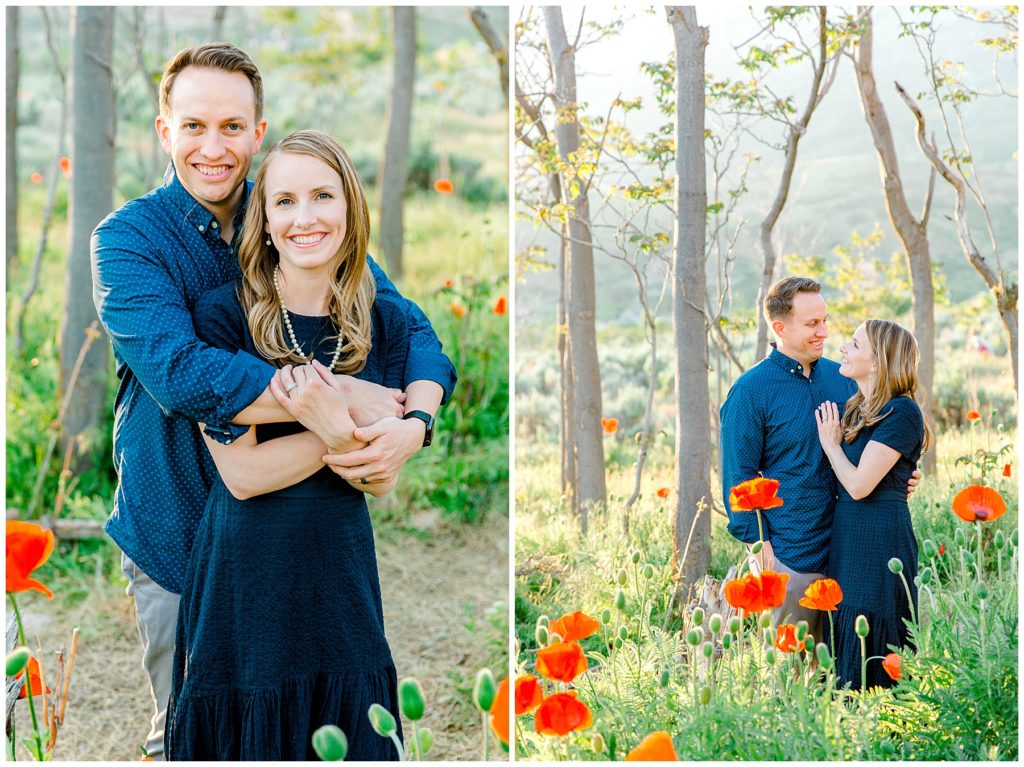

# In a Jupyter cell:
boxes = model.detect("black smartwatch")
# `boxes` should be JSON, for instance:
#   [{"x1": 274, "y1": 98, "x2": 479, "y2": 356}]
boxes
[{"x1": 402, "y1": 410, "x2": 434, "y2": 447}]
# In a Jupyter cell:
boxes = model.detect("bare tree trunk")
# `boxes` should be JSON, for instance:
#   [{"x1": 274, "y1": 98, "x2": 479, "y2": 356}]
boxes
[
  {"x1": 667, "y1": 6, "x2": 712, "y2": 589},
  {"x1": 853, "y1": 7, "x2": 936, "y2": 473},
  {"x1": 211, "y1": 6, "x2": 228, "y2": 40},
  {"x1": 755, "y1": 7, "x2": 833, "y2": 361},
  {"x1": 896, "y1": 83, "x2": 1019, "y2": 398},
  {"x1": 468, "y1": 6, "x2": 508, "y2": 102},
  {"x1": 545, "y1": 7, "x2": 606, "y2": 534},
  {"x1": 60, "y1": 6, "x2": 113, "y2": 472},
  {"x1": 379, "y1": 7, "x2": 416, "y2": 281},
  {"x1": 6, "y1": 6, "x2": 20, "y2": 280},
  {"x1": 558, "y1": 222, "x2": 578, "y2": 517}
]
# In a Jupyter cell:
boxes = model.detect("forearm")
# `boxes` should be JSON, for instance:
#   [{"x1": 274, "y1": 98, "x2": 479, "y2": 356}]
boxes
[
  {"x1": 822, "y1": 443, "x2": 866, "y2": 500},
  {"x1": 403, "y1": 380, "x2": 444, "y2": 417},
  {"x1": 208, "y1": 431, "x2": 330, "y2": 500},
  {"x1": 233, "y1": 386, "x2": 294, "y2": 425}
]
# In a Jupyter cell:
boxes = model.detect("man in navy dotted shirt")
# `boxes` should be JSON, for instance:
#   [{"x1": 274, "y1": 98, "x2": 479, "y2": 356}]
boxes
[
  {"x1": 91, "y1": 43, "x2": 456, "y2": 759},
  {"x1": 720, "y1": 277, "x2": 918, "y2": 641}
]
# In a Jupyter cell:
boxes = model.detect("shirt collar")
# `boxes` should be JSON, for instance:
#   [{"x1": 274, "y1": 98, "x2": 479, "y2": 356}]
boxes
[
  {"x1": 161, "y1": 162, "x2": 252, "y2": 241},
  {"x1": 767, "y1": 343, "x2": 819, "y2": 378}
]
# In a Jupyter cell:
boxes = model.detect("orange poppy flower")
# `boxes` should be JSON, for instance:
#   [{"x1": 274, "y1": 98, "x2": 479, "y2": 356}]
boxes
[
  {"x1": 515, "y1": 675, "x2": 543, "y2": 716},
  {"x1": 1003, "y1": 463, "x2": 1012, "y2": 478},
  {"x1": 533, "y1": 692, "x2": 593, "y2": 736},
  {"x1": 625, "y1": 731, "x2": 679, "y2": 761},
  {"x1": 449, "y1": 301, "x2": 467, "y2": 318},
  {"x1": 728, "y1": 477, "x2": 784, "y2": 511},
  {"x1": 58, "y1": 156, "x2": 72, "y2": 179},
  {"x1": 6, "y1": 520, "x2": 55, "y2": 598},
  {"x1": 30, "y1": 171, "x2": 43, "y2": 184},
  {"x1": 798, "y1": 578, "x2": 843, "y2": 612},
  {"x1": 443, "y1": 278, "x2": 453, "y2": 288},
  {"x1": 601, "y1": 417, "x2": 618, "y2": 434},
  {"x1": 952, "y1": 485, "x2": 1007, "y2": 523},
  {"x1": 548, "y1": 611, "x2": 600, "y2": 644},
  {"x1": 16, "y1": 656, "x2": 52, "y2": 698},
  {"x1": 433, "y1": 178, "x2": 454, "y2": 195},
  {"x1": 492, "y1": 296, "x2": 508, "y2": 315},
  {"x1": 535, "y1": 641, "x2": 588, "y2": 683},
  {"x1": 937, "y1": 544, "x2": 946, "y2": 556},
  {"x1": 966, "y1": 410, "x2": 981, "y2": 421},
  {"x1": 723, "y1": 571, "x2": 789, "y2": 614},
  {"x1": 881, "y1": 652, "x2": 902, "y2": 681},
  {"x1": 656, "y1": 487, "x2": 670, "y2": 498},
  {"x1": 489, "y1": 676, "x2": 510, "y2": 745},
  {"x1": 774, "y1": 623, "x2": 806, "y2": 653}
]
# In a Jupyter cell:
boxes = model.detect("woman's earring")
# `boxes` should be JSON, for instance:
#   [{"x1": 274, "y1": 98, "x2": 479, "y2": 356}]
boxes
[{"x1": 265, "y1": 236, "x2": 272, "y2": 246}]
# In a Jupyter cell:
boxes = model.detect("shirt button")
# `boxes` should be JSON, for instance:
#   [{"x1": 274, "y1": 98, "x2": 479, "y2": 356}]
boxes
[
  {"x1": 198, "y1": 224, "x2": 205, "y2": 232},
  {"x1": 212, "y1": 221, "x2": 219, "y2": 228}
]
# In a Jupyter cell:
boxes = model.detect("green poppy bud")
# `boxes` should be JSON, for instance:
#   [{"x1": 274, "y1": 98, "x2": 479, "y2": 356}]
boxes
[
  {"x1": 880, "y1": 740, "x2": 896, "y2": 756},
  {"x1": 721, "y1": 633, "x2": 732, "y2": 650},
  {"x1": 691, "y1": 607, "x2": 705, "y2": 627},
  {"x1": 751, "y1": 541, "x2": 763, "y2": 556},
  {"x1": 888, "y1": 557, "x2": 903, "y2": 574},
  {"x1": 535, "y1": 625, "x2": 549, "y2": 646},
  {"x1": 994, "y1": 530, "x2": 1006, "y2": 550},
  {"x1": 631, "y1": 550, "x2": 642, "y2": 564},
  {"x1": 728, "y1": 616, "x2": 742, "y2": 635},
  {"x1": 368, "y1": 703, "x2": 398, "y2": 737},
  {"x1": 795, "y1": 621, "x2": 808, "y2": 641},
  {"x1": 855, "y1": 615, "x2": 870, "y2": 638},
  {"x1": 618, "y1": 625, "x2": 629, "y2": 641},
  {"x1": 600, "y1": 608, "x2": 612, "y2": 625},
  {"x1": 642, "y1": 564, "x2": 655, "y2": 580},
  {"x1": 473, "y1": 669, "x2": 496, "y2": 712},
  {"x1": 763, "y1": 628, "x2": 775, "y2": 645},
  {"x1": 6, "y1": 647, "x2": 31, "y2": 677},
  {"x1": 702, "y1": 641, "x2": 714, "y2": 659},
  {"x1": 409, "y1": 727, "x2": 434, "y2": 759},
  {"x1": 549, "y1": 631, "x2": 565, "y2": 644},
  {"x1": 312, "y1": 724, "x2": 349, "y2": 761},
  {"x1": 614, "y1": 637, "x2": 623, "y2": 649},
  {"x1": 804, "y1": 635, "x2": 815, "y2": 653},
  {"x1": 1012, "y1": 529, "x2": 1019, "y2": 547},
  {"x1": 591, "y1": 733, "x2": 606, "y2": 754},
  {"x1": 919, "y1": 567, "x2": 932, "y2": 585},
  {"x1": 815, "y1": 642, "x2": 833, "y2": 670},
  {"x1": 922, "y1": 539, "x2": 937, "y2": 559},
  {"x1": 699, "y1": 685, "x2": 712, "y2": 705},
  {"x1": 615, "y1": 589, "x2": 628, "y2": 611},
  {"x1": 976, "y1": 582, "x2": 989, "y2": 601},
  {"x1": 765, "y1": 647, "x2": 777, "y2": 665},
  {"x1": 954, "y1": 528, "x2": 965, "y2": 546},
  {"x1": 537, "y1": 614, "x2": 550, "y2": 627},
  {"x1": 398, "y1": 678, "x2": 426, "y2": 721},
  {"x1": 659, "y1": 667, "x2": 670, "y2": 687},
  {"x1": 709, "y1": 614, "x2": 722, "y2": 634},
  {"x1": 758, "y1": 612, "x2": 772, "y2": 630},
  {"x1": 617, "y1": 568, "x2": 629, "y2": 587},
  {"x1": 686, "y1": 628, "x2": 701, "y2": 646}
]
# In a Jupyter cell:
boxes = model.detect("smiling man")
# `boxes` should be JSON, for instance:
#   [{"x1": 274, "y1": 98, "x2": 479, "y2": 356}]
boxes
[{"x1": 91, "y1": 43, "x2": 455, "y2": 759}]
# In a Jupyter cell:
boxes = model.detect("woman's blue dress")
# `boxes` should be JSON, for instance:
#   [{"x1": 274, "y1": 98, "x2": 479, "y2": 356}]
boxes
[
  {"x1": 165, "y1": 282, "x2": 407, "y2": 760},
  {"x1": 826, "y1": 396, "x2": 923, "y2": 690}
]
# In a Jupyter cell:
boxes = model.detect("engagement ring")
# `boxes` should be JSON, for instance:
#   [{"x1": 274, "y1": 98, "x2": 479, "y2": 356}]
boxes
[{"x1": 285, "y1": 382, "x2": 298, "y2": 393}]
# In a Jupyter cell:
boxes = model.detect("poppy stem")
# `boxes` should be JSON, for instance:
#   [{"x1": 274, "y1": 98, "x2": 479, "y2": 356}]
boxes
[
  {"x1": 755, "y1": 510, "x2": 765, "y2": 573},
  {"x1": 390, "y1": 731, "x2": 405, "y2": 762},
  {"x1": 827, "y1": 612, "x2": 835, "y2": 661},
  {"x1": 481, "y1": 710, "x2": 489, "y2": 761},
  {"x1": 895, "y1": 571, "x2": 916, "y2": 625},
  {"x1": 976, "y1": 523, "x2": 985, "y2": 582},
  {"x1": 8, "y1": 594, "x2": 44, "y2": 761},
  {"x1": 411, "y1": 721, "x2": 420, "y2": 761},
  {"x1": 859, "y1": 634, "x2": 867, "y2": 694}
]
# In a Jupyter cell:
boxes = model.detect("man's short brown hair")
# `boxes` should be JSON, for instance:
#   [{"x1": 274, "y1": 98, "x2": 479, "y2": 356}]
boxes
[
  {"x1": 763, "y1": 276, "x2": 821, "y2": 323},
  {"x1": 159, "y1": 42, "x2": 264, "y2": 121}
]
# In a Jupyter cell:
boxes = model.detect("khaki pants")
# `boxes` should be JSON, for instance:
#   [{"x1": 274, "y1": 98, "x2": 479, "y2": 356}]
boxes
[
  {"x1": 748, "y1": 546, "x2": 824, "y2": 643},
  {"x1": 121, "y1": 554, "x2": 179, "y2": 761}
]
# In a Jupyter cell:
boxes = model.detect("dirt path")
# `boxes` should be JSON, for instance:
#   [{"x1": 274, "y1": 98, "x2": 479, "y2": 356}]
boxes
[{"x1": 11, "y1": 513, "x2": 508, "y2": 761}]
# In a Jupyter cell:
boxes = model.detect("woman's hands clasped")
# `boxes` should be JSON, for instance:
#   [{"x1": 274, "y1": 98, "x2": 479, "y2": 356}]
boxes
[
  {"x1": 270, "y1": 360, "x2": 361, "y2": 454},
  {"x1": 815, "y1": 400, "x2": 843, "y2": 450}
]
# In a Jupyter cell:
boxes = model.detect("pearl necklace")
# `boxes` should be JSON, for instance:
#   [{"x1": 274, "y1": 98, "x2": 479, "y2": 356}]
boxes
[{"x1": 272, "y1": 266, "x2": 344, "y2": 370}]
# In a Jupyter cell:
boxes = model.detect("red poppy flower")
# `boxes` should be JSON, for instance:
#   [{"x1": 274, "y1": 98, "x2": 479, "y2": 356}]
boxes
[
  {"x1": 548, "y1": 611, "x2": 600, "y2": 644},
  {"x1": 774, "y1": 623, "x2": 806, "y2": 653},
  {"x1": 656, "y1": 487, "x2": 670, "y2": 498},
  {"x1": 728, "y1": 478, "x2": 784, "y2": 511},
  {"x1": 30, "y1": 171, "x2": 43, "y2": 184},
  {"x1": 58, "y1": 156, "x2": 72, "y2": 179},
  {"x1": 601, "y1": 417, "x2": 618, "y2": 434},
  {"x1": 882, "y1": 652, "x2": 902, "y2": 681},
  {"x1": 489, "y1": 676, "x2": 510, "y2": 745},
  {"x1": 966, "y1": 410, "x2": 981, "y2": 421},
  {"x1": 6, "y1": 520, "x2": 55, "y2": 598},
  {"x1": 798, "y1": 578, "x2": 843, "y2": 612},
  {"x1": 723, "y1": 571, "x2": 789, "y2": 614},
  {"x1": 443, "y1": 278, "x2": 453, "y2": 288},
  {"x1": 952, "y1": 485, "x2": 1007, "y2": 523},
  {"x1": 449, "y1": 301, "x2": 467, "y2": 318},
  {"x1": 535, "y1": 641, "x2": 588, "y2": 683},
  {"x1": 533, "y1": 692, "x2": 593, "y2": 736},
  {"x1": 515, "y1": 675, "x2": 543, "y2": 716},
  {"x1": 16, "y1": 656, "x2": 52, "y2": 698},
  {"x1": 433, "y1": 178, "x2": 454, "y2": 195},
  {"x1": 938, "y1": 544, "x2": 946, "y2": 556},
  {"x1": 625, "y1": 731, "x2": 679, "y2": 761},
  {"x1": 1003, "y1": 463, "x2": 1012, "y2": 478},
  {"x1": 493, "y1": 296, "x2": 507, "y2": 315}
]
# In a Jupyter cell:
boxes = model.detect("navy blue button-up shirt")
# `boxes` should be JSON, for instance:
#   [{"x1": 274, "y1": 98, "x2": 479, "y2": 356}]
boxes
[
  {"x1": 92, "y1": 167, "x2": 457, "y2": 593},
  {"x1": 720, "y1": 346, "x2": 856, "y2": 574}
]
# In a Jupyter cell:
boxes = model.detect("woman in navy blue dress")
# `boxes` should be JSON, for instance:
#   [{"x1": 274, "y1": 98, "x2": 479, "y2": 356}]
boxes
[
  {"x1": 165, "y1": 131, "x2": 406, "y2": 760},
  {"x1": 815, "y1": 319, "x2": 932, "y2": 690}
]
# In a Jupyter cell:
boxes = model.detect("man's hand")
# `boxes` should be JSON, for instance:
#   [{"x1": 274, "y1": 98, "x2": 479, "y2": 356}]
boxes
[
  {"x1": 907, "y1": 467, "x2": 923, "y2": 498},
  {"x1": 269, "y1": 363, "x2": 360, "y2": 452},
  {"x1": 322, "y1": 416, "x2": 424, "y2": 485},
  {"x1": 336, "y1": 372, "x2": 405, "y2": 427}
]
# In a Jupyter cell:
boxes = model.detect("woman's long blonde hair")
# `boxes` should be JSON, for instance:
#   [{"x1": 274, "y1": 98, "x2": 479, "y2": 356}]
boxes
[
  {"x1": 236, "y1": 130, "x2": 375, "y2": 373},
  {"x1": 842, "y1": 319, "x2": 933, "y2": 454}
]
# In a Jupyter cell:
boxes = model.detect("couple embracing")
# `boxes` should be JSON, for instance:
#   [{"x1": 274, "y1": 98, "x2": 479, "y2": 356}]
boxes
[
  {"x1": 722, "y1": 276, "x2": 931, "y2": 690},
  {"x1": 92, "y1": 43, "x2": 455, "y2": 760}
]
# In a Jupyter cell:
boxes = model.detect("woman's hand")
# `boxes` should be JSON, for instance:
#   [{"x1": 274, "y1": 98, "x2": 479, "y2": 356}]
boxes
[
  {"x1": 815, "y1": 400, "x2": 843, "y2": 450},
  {"x1": 271, "y1": 363, "x2": 362, "y2": 453}
]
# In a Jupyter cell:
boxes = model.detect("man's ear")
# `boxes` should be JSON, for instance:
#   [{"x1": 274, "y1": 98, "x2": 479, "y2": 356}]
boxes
[
  {"x1": 771, "y1": 318, "x2": 786, "y2": 341},
  {"x1": 155, "y1": 114, "x2": 172, "y2": 155},
  {"x1": 253, "y1": 118, "x2": 268, "y2": 153}
]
